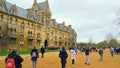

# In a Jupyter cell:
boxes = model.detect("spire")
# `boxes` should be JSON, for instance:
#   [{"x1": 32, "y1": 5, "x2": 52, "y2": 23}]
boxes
[
  {"x1": 34, "y1": 0, "x2": 37, "y2": 3},
  {"x1": 33, "y1": 0, "x2": 37, "y2": 6},
  {"x1": 44, "y1": 0, "x2": 50, "y2": 12}
]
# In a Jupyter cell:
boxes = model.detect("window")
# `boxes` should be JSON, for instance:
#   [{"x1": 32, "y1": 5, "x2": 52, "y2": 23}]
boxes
[
  {"x1": 20, "y1": 25, "x2": 24, "y2": 32},
  {"x1": 20, "y1": 35, "x2": 24, "y2": 41},
  {"x1": 13, "y1": 29, "x2": 16, "y2": 34},
  {"x1": 28, "y1": 22, "x2": 29, "y2": 27},
  {"x1": 8, "y1": 38, "x2": 16, "y2": 45},
  {"x1": 41, "y1": 13, "x2": 44, "y2": 23},
  {"x1": 0, "y1": 15, "x2": 3, "y2": 22},
  {"x1": 28, "y1": 31, "x2": 32, "y2": 36},
  {"x1": 28, "y1": 39, "x2": 32, "y2": 45},
  {"x1": 37, "y1": 33, "x2": 40, "y2": 38},
  {"x1": 10, "y1": 28, "x2": 13, "y2": 34},
  {"x1": 20, "y1": 44, "x2": 24, "y2": 48},
  {"x1": 10, "y1": 17, "x2": 12, "y2": 23},
  {"x1": 37, "y1": 40, "x2": 40, "y2": 45},
  {"x1": 15, "y1": 19, "x2": 18, "y2": 25}
]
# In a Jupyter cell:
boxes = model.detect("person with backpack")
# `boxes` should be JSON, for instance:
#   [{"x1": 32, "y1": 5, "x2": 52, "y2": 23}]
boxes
[
  {"x1": 59, "y1": 46, "x2": 68, "y2": 68},
  {"x1": 5, "y1": 48, "x2": 23, "y2": 68},
  {"x1": 40, "y1": 46, "x2": 45, "y2": 58},
  {"x1": 31, "y1": 46, "x2": 39, "y2": 68}
]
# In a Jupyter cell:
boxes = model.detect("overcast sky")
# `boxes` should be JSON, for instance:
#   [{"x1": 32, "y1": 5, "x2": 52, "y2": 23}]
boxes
[{"x1": 6, "y1": 0, "x2": 120, "y2": 43}]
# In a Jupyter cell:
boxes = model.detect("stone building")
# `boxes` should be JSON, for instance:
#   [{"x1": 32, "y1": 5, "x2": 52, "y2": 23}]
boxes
[{"x1": 0, "y1": 0, "x2": 77, "y2": 51}]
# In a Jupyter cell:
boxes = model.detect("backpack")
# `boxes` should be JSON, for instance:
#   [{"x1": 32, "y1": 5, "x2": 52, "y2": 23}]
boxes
[
  {"x1": 32, "y1": 52, "x2": 37, "y2": 57},
  {"x1": 6, "y1": 58, "x2": 15, "y2": 68}
]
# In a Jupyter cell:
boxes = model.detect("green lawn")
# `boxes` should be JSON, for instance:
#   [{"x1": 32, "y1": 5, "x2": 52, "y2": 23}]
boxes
[{"x1": 0, "y1": 50, "x2": 59, "y2": 56}]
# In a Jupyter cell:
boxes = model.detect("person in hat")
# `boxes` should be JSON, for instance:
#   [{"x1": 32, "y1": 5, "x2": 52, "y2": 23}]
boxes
[{"x1": 5, "y1": 48, "x2": 23, "y2": 68}]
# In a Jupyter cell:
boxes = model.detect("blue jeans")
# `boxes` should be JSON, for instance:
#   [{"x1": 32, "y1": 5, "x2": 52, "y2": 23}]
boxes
[
  {"x1": 85, "y1": 55, "x2": 90, "y2": 64},
  {"x1": 32, "y1": 60, "x2": 37, "y2": 68},
  {"x1": 99, "y1": 55, "x2": 103, "y2": 61}
]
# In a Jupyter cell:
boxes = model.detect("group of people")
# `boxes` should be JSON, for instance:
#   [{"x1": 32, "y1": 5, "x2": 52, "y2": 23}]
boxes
[
  {"x1": 5, "y1": 46, "x2": 45, "y2": 68},
  {"x1": 59, "y1": 46, "x2": 117, "y2": 68},
  {"x1": 5, "y1": 46, "x2": 118, "y2": 68}
]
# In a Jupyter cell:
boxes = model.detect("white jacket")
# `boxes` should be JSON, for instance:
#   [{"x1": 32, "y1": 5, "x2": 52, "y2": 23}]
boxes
[{"x1": 70, "y1": 49, "x2": 76, "y2": 60}]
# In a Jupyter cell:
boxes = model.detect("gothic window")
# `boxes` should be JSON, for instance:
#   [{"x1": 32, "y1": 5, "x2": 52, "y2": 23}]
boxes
[
  {"x1": 10, "y1": 28, "x2": 13, "y2": 34},
  {"x1": 20, "y1": 35, "x2": 24, "y2": 41},
  {"x1": 28, "y1": 31, "x2": 32, "y2": 36},
  {"x1": 37, "y1": 33, "x2": 40, "y2": 38},
  {"x1": 10, "y1": 4, "x2": 18, "y2": 15},
  {"x1": 20, "y1": 25, "x2": 24, "y2": 32},
  {"x1": 41, "y1": 13, "x2": 44, "y2": 23},
  {"x1": 0, "y1": 15, "x2": 3, "y2": 22},
  {"x1": 10, "y1": 17, "x2": 12, "y2": 23},
  {"x1": 28, "y1": 31, "x2": 30, "y2": 36},
  {"x1": 13, "y1": 29, "x2": 16, "y2": 34},
  {"x1": 37, "y1": 40, "x2": 40, "y2": 45},
  {"x1": 27, "y1": 9, "x2": 33, "y2": 20},
  {"x1": 28, "y1": 39, "x2": 32, "y2": 45}
]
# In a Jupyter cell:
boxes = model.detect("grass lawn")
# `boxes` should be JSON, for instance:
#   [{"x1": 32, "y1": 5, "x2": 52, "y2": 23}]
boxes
[{"x1": 0, "y1": 50, "x2": 59, "y2": 56}]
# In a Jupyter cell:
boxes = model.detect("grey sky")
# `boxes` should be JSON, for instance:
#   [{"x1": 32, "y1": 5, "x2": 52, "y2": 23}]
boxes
[{"x1": 6, "y1": 0, "x2": 120, "y2": 43}]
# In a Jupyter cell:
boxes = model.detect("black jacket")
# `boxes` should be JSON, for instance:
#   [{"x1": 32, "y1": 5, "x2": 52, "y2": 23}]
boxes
[
  {"x1": 5, "y1": 52, "x2": 23, "y2": 68},
  {"x1": 85, "y1": 48, "x2": 89, "y2": 55}
]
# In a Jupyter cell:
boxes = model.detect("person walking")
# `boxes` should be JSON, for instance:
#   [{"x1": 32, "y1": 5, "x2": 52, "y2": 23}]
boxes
[
  {"x1": 110, "y1": 47, "x2": 115, "y2": 57},
  {"x1": 31, "y1": 46, "x2": 39, "y2": 68},
  {"x1": 70, "y1": 48, "x2": 76, "y2": 66},
  {"x1": 59, "y1": 46, "x2": 68, "y2": 68},
  {"x1": 99, "y1": 48, "x2": 104, "y2": 61},
  {"x1": 5, "y1": 48, "x2": 23, "y2": 68},
  {"x1": 85, "y1": 47, "x2": 90, "y2": 65},
  {"x1": 40, "y1": 46, "x2": 45, "y2": 58}
]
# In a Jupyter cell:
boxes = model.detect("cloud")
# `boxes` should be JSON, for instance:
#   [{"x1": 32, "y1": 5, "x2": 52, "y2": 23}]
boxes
[{"x1": 6, "y1": 0, "x2": 120, "y2": 43}]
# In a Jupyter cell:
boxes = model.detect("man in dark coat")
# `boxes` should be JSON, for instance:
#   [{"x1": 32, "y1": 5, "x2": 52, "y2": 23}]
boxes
[
  {"x1": 85, "y1": 47, "x2": 90, "y2": 65},
  {"x1": 40, "y1": 46, "x2": 45, "y2": 58},
  {"x1": 59, "y1": 46, "x2": 68, "y2": 68},
  {"x1": 31, "y1": 46, "x2": 39, "y2": 68},
  {"x1": 5, "y1": 48, "x2": 23, "y2": 68}
]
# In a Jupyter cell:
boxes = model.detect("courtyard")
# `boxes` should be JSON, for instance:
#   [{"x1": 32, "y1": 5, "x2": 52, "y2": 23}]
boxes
[{"x1": 0, "y1": 49, "x2": 120, "y2": 68}]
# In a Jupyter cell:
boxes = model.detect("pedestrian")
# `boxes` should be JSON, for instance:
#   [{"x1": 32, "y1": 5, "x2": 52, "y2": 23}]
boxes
[
  {"x1": 40, "y1": 46, "x2": 45, "y2": 58},
  {"x1": 85, "y1": 47, "x2": 90, "y2": 65},
  {"x1": 59, "y1": 46, "x2": 68, "y2": 68},
  {"x1": 99, "y1": 48, "x2": 103, "y2": 61},
  {"x1": 70, "y1": 48, "x2": 76, "y2": 66},
  {"x1": 5, "y1": 48, "x2": 23, "y2": 68},
  {"x1": 110, "y1": 47, "x2": 115, "y2": 57},
  {"x1": 31, "y1": 46, "x2": 39, "y2": 68}
]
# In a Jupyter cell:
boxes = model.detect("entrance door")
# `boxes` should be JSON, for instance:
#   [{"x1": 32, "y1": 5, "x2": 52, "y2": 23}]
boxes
[{"x1": 44, "y1": 40, "x2": 48, "y2": 48}]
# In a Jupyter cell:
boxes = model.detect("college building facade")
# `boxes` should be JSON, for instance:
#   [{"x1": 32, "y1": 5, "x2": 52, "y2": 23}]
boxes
[{"x1": 0, "y1": 0, "x2": 77, "y2": 51}]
